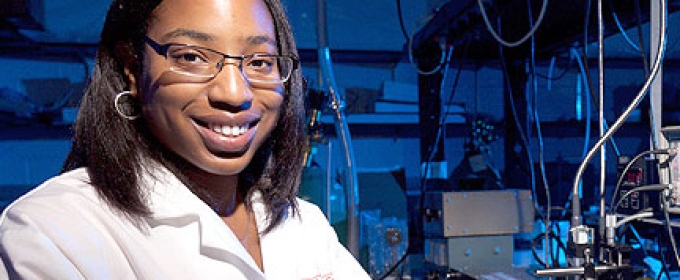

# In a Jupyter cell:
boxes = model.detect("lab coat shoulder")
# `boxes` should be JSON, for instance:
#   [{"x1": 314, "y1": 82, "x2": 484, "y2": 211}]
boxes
[
  {"x1": 0, "y1": 168, "x2": 142, "y2": 279},
  {"x1": 260, "y1": 198, "x2": 370, "y2": 280}
]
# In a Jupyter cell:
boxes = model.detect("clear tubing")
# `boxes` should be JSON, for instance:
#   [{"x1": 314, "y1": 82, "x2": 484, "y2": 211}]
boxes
[{"x1": 316, "y1": 0, "x2": 360, "y2": 257}]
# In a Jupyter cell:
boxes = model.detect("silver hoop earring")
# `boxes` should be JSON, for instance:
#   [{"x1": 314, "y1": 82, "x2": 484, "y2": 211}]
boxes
[{"x1": 114, "y1": 91, "x2": 141, "y2": 120}]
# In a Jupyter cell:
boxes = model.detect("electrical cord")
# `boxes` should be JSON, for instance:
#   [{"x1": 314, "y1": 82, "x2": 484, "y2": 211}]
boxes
[
  {"x1": 396, "y1": 0, "x2": 446, "y2": 76},
  {"x1": 476, "y1": 0, "x2": 549, "y2": 48},
  {"x1": 611, "y1": 184, "x2": 669, "y2": 216},
  {"x1": 555, "y1": 48, "x2": 594, "y2": 223},
  {"x1": 571, "y1": 47, "x2": 622, "y2": 157},
  {"x1": 396, "y1": 0, "x2": 448, "y2": 75},
  {"x1": 395, "y1": 0, "x2": 410, "y2": 42},
  {"x1": 525, "y1": 0, "x2": 554, "y2": 266},
  {"x1": 658, "y1": 234, "x2": 673, "y2": 280},
  {"x1": 499, "y1": 30, "x2": 543, "y2": 223},
  {"x1": 535, "y1": 55, "x2": 572, "y2": 81},
  {"x1": 531, "y1": 231, "x2": 569, "y2": 268},
  {"x1": 609, "y1": 149, "x2": 674, "y2": 214},
  {"x1": 661, "y1": 191, "x2": 680, "y2": 268},
  {"x1": 407, "y1": 36, "x2": 447, "y2": 75},
  {"x1": 614, "y1": 211, "x2": 655, "y2": 228},
  {"x1": 634, "y1": 0, "x2": 650, "y2": 76},
  {"x1": 570, "y1": 0, "x2": 667, "y2": 226},
  {"x1": 582, "y1": 0, "x2": 626, "y2": 158},
  {"x1": 608, "y1": 0, "x2": 642, "y2": 52},
  {"x1": 375, "y1": 43, "x2": 458, "y2": 280}
]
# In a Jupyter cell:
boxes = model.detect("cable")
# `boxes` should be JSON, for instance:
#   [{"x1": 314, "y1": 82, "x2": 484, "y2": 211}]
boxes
[
  {"x1": 442, "y1": 41, "x2": 470, "y2": 120},
  {"x1": 570, "y1": 0, "x2": 667, "y2": 227},
  {"x1": 398, "y1": 0, "x2": 449, "y2": 75},
  {"x1": 476, "y1": 0, "x2": 549, "y2": 48},
  {"x1": 525, "y1": 0, "x2": 553, "y2": 266},
  {"x1": 634, "y1": 0, "x2": 650, "y2": 76},
  {"x1": 376, "y1": 43, "x2": 458, "y2": 280},
  {"x1": 531, "y1": 231, "x2": 569, "y2": 268},
  {"x1": 535, "y1": 55, "x2": 572, "y2": 81},
  {"x1": 395, "y1": 0, "x2": 410, "y2": 41},
  {"x1": 614, "y1": 211, "x2": 654, "y2": 228},
  {"x1": 608, "y1": 0, "x2": 642, "y2": 52},
  {"x1": 611, "y1": 184, "x2": 669, "y2": 215},
  {"x1": 662, "y1": 193, "x2": 680, "y2": 268},
  {"x1": 556, "y1": 49, "x2": 594, "y2": 223},
  {"x1": 609, "y1": 149, "x2": 673, "y2": 214},
  {"x1": 571, "y1": 48, "x2": 622, "y2": 157},
  {"x1": 659, "y1": 243, "x2": 673, "y2": 280},
  {"x1": 597, "y1": 0, "x2": 608, "y2": 242},
  {"x1": 666, "y1": 207, "x2": 680, "y2": 215},
  {"x1": 407, "y1": 37, "x2": 447, "y2": 75},
  {"x1": 499, "y1": 27, "x2": 542, "y2": 223},
  {"x1": 584, "y1": 0, "x2": 592, "y2": 54}
]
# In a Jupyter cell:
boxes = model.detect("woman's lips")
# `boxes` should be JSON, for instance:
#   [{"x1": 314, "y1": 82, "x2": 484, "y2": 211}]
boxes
[{"x1": 194, "y1": 120, "x2": 258, "y2": 154}]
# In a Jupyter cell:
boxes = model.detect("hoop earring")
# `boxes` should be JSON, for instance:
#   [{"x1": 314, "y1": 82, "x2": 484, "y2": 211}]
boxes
[{"x1": 114, "y1": 91, "x2": 141, "y2": 120}]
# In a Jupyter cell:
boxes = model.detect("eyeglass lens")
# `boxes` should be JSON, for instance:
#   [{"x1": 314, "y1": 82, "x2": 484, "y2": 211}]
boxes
[{"x1": 165, "y1": 45, "x2": 292, "y2": 83}]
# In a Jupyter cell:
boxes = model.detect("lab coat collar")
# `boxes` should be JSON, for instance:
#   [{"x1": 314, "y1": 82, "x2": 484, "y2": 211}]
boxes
[{"x1": 139, "y1": 162, "x2": 266, "y2": 278}]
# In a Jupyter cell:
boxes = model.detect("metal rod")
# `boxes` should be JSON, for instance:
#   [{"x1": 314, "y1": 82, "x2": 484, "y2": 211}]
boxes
[
  {"x1": 598, "y1": 0, "x2": 607, "y2": 242},
  {"x1": 535, "y1": 265, "x2": 631, "y2": 278},
  {"x1": 316, "y1": 0, "x2": 360, "y2": 257}
]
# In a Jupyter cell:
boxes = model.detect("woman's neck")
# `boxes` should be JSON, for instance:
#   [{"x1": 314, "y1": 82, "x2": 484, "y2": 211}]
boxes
[{"x1": 181, "y1": 168, "x2": 243, "y2": 217}]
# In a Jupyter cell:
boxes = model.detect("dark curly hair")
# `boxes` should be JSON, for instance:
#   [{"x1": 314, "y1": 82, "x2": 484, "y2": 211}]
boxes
[{"x1": 62, "y1": 0, "x2": 305, "y2": 233}]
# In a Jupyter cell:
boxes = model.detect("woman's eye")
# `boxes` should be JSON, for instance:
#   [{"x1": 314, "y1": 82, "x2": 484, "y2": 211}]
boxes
[
  {"x1": 180, "y1": 53, "x2": 204, "y2": 63},
  {"x1": 247, "y1": 58, "x2": 274, "y2": 70},
  {"x1": 170, "y1": 48, "x2": 210, "y2": 65}
]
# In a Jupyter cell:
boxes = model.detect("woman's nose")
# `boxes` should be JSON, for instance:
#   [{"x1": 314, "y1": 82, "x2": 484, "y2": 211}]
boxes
[{"x1": 207, "y1": 64, "x2": 253, "y2": 110}]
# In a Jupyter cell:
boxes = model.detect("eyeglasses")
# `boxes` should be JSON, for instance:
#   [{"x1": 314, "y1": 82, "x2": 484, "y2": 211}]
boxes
[{"x1": 144, "y1": 36, "x2": 298, "y2": 85}]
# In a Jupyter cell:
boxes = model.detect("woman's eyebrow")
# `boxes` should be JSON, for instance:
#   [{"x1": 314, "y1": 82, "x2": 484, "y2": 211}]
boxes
[
  {"x1": 247, "y1": 35, "x2": 277, "y2": 48},
  {"x1": 160, "y1": 28, "x2": 214, "y2": 42},
  {"x1": 160, "y1": 29, "x2": 276, "y2": 49}
]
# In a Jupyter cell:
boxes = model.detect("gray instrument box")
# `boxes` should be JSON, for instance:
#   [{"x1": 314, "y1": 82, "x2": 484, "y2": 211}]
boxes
[{"x1": 423, "y1": 189, "x2": 534, "y2": 237}]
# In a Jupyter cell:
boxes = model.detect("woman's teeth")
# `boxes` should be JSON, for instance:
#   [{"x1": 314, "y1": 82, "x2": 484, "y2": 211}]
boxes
[{"x1": 210, "y1": 124, "x2": 249, "y2": 137}]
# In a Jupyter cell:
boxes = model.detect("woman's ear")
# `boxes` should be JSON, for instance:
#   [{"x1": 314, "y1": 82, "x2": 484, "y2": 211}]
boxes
[{"x1": 124, "y1": 67, "x2": 139, "y2": 97}]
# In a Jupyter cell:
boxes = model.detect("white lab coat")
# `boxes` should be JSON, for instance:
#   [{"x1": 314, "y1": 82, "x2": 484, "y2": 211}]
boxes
[{"x1": 0, "y1": 166, "x2": 370, "y2": 280}]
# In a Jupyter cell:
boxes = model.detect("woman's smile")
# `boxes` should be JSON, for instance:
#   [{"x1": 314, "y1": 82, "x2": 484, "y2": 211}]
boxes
[{"x1": 193, "y1": 116, "x2": 259, "y2": 154}]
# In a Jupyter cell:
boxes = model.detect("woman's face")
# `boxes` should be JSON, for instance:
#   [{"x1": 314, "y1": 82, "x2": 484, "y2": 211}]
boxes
[{"x1": 129, "y1": 0, "x2": 283, "y2": 177}]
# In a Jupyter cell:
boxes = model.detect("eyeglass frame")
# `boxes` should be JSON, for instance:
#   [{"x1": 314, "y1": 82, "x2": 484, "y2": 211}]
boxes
[{"x1": 143, "y1": 36, "x2": 299, "y2": 85}]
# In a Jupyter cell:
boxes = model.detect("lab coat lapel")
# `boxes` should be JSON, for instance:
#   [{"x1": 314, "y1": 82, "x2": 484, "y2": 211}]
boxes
[{"x1": 142, "y1": 164, "x2": 265, "y2": 279}]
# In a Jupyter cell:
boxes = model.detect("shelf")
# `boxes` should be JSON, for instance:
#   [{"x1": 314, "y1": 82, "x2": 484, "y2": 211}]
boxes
[{"x1": 320, "y1": 113, "x2": 465, "y2": 125}]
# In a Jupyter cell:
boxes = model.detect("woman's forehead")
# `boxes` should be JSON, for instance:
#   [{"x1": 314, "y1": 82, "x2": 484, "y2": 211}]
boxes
[{"x1": 148, "y1": 0, "x2": 276, "y2": 45}]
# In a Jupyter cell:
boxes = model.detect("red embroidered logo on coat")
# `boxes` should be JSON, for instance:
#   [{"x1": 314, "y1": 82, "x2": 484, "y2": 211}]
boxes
[{"x1": 303, "y1": 273, "x2": 334, "y2": 280}]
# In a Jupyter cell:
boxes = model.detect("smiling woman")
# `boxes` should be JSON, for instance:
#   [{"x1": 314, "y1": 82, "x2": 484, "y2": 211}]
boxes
[{"x1": 0, "y1": 0, "x2": 369, "y2": 279}]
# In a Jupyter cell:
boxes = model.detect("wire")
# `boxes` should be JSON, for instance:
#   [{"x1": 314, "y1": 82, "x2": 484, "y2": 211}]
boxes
[
  {"x1": 571, "y1": 48, "x2": 622, "y2": 157},
  {"x1": 477, "y1": 0, "x2": 549, "y2": 48},
  {"x1": 548, "y1": 56, "x2": 556, "y2": 91},
  {"x1": 609, "y1": 149, "x2": 673, "y2": 213},
  {"x1": 499, "y1": 25, "x2": 542, "y2": 223},
  {"x1": 395, "y1": 0, "x2": 410, "y2": 41},
  {"x1": 659, "y1": 244, "x2": 673, "y2": 280},
  {"x1": 662, "y1": 193, "x2": 680, "y2": 268},
  {"x1": 376, "y1": 43, "x2": 458, "y2": 280},
  {"x1": 611, "y1": 184, "x2": 669, "y2": 215},
  {"x1": 666, "y1": 207, "x2": 680, "y2": 215},
  {"x1": 535, "y1": 55, "x2": 572, "y2": 81},
  {"x1": 556, "y1": 49, "x2": 594, "y2": 223},
  {"x1": 584, "y1": 0, "x2": 592, "y2": 54},
  {"x1": 442, "y1": 41, "x2": 470, "y2": 120},
  {"x1": 407, "y1": 37, "x2": 447, "y2": 75},
  {"x1": 614, "y1": 211, "x2": 655, "y2": 228},
  {"x1": 531, "y1": 231, "x2": 569, "y2": 268},
  {"x1": 401, "y1": 5, "x2": 449, "y2": 76},
  {"x1": 570, "y1": 0, "x2": 667, "y2": 227},
  {"x1": 608, "y1": 0, "x2": 642, "y2": 52},
  {"x1": 525, "y1": 0, "x2": 554, "y2": 266}
]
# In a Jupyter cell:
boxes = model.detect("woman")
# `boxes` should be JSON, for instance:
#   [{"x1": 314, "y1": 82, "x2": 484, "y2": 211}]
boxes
[{"x1": 0, "y1": 0, "x2": 369, "y2": 279}]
